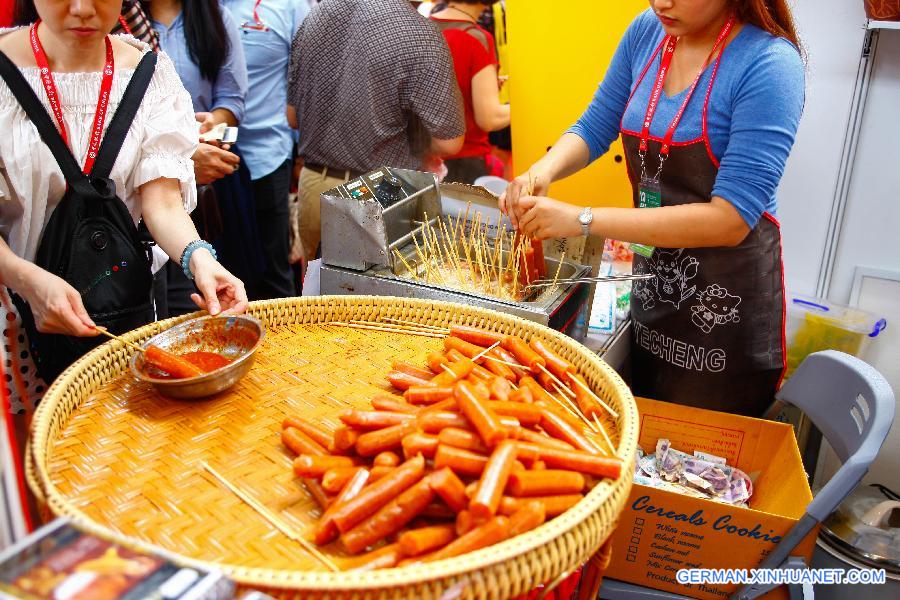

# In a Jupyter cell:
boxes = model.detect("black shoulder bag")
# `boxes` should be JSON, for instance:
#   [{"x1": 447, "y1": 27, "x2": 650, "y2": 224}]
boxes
[{"x1": 0, "y1": 51, "x2": 158, "y2": 383}]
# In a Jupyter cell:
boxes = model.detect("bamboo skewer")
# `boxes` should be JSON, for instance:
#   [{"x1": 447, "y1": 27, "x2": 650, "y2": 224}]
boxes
[
  {"x1": 382, "y1": 318, "x2": 449, "y2": 333},
  {"x1": 471, "y1": 341, "x2": 501, "y2": 362},
  {"x1": 567, "y1": 373, "x2": 619, "y2": 419},
  {"x1": 537, "y1": 364, "x2": 576, "y2": 398},
  {"x1": 551, "y1": 382, "x2": 599, "y2": 433},
  {"x1": 592, "y1": 414, "x2": 617, "y2": 457},
  {"x1": 201, "y1": 461, "x2": 339, "y2": 572},
  {"x1": 93, "y1": 326, "x2": 145, "y2": 353},
  {"x1": 392, "y1": 249, "x2": 418, "y2": 281},
  {"x1": 483, "y1": 355, "x2": 532, "y2": 370},
  {"x1": 551, "y1": 251, "x2": 566, "y2": 289},
  {"x1": 331, "y1": 322, "x2": 444, "y2": 338}
]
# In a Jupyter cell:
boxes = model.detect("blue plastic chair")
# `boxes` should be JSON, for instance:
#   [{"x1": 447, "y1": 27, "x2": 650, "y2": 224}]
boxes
[{"x1": 599, "y1": 350, "x2": 895, "y2": 600}]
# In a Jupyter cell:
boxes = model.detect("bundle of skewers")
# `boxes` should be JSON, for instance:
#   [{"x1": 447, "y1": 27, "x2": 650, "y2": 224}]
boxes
[
  {"x1": 279, "y1": 322, "x2": 623, "y2": 570},
  {"x1": 392, "y1": 202, "x2": 553, "y2": 303}
]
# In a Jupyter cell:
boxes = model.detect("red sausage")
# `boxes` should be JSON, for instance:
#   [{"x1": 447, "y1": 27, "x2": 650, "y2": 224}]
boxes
[
  {"x1": 507, "y1": 470, "x2": 585, "y2": 497},
  {"x1": 507, "y1": 500, "x2": 547, "y2": 537},
  {"x1": 455, "y1": 380, "x2": 507, "y2": 447},
  {"x1": 314, "y1": 468, "x2": 370, "y2": 545},
  {"x1": 387, "y1": 370, "x2": 432, "y2": 391},
  {"x1": 501, "y1": 336, "x2": 545, "y2": 371},
  {"x1": 340, "y1": 409, "x2": 414, "y2": 430},
  {"x1": 330, "y1": 455, "x2": 426, "y2": 533},
  {"x1": 417, "y1": 411, "x2": 471, "y2": 434},
  {"x1": 341, "y1": 478, "x2": 435, "y2": 554},
  {"x1": 281, "y1": 416, "x2": 334, "y2": 449},
  {"x1": 434, "y1": 444, "x2": 489, "y2": 478},
  {"x1": 516, "y1": 443, "x2": 622, "y2": 479},
  {"x1": 373, "y1": 451, "x2": 401, "y2": 467},
  {"x1": 438, "y1": 427, "x2": 489, "y2": 454},
  {"x1": 449, "y1": 324, "x2": 505, "y2": 347},
  {"x1": 470, "y1": 440, "x2": 518, "y2": 519},
  {"x1": 292, "y1": 454, "x2": 356, "y2": 478},
  {"x1": 330, "y1": 426, "x2": 360, "y2": 454},
  {"x1": 398, "y1": 523, "x2": 456, "y2": 556},
  {"x1": 499, "y1": 494, "x2": 583, "y2": 517},
  {"x1": 370, "y1": 396, "x2": 418, "y2": 414},
  {"x1": 428, "y1": 467, "x2": 469, "y2": 513},
  {"x1": 424, "y1": 516, "x2": 509, "y2": 562},
  {"x1": 516, "y1": 427, "x2": 575, "y2": 451},
  {"x1": 539, "y1": 407, "x2": 600, "y2": 454},
  {"x1": 404, "y1": 386, "x2": 455, "y2": 405},
  {"x1": 282, "y1": 427, "x2": 327, "y2": 456},
  {"x1": 322, "y1": 466, "x2": 362, "y2": 494},
  {"x1": 349, "y1": 542, "x2": 402, "y2": 571},
  {"x1": 392, "y1": 360, "x2": 435, "y2": 381},
  {"x1": 401, "y1": 432, "x2": 440, "y2": 459},
  {"x1": 355, "y1": 420, "x2": 417, "y2": 457},
  {"x1": 528, "y1": 338, "x2": 575, "y2": 381},
  {"x1": 487, "y1": 401, "x2": 542, "y2": 426}
]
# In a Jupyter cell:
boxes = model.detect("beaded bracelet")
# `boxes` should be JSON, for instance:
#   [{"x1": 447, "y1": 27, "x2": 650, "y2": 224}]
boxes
[{"x1": 180, "y1": 240, "x2": 217, "y2": 281}]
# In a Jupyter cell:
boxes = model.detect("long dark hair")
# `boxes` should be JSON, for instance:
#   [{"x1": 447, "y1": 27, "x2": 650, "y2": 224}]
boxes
[
  {"x1": 141, "y1": 0, "x2": 231, "y2": 81},
  {"x1": 734, "y1": 0, "x2": 801, "y2": 51},
  {"x1": 12, "y1": 0, "x2": 37, "y2": 26}
]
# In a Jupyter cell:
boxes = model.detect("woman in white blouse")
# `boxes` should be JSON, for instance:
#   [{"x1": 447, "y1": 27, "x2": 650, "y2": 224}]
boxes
[{"x1": 0, "y1": 0, "x2": 248, "y2": 412}]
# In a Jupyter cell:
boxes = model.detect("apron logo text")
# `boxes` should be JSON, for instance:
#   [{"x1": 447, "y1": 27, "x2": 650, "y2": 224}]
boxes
[{"x1": 633, "y1": 321, "x2": 727, "y2": 373}]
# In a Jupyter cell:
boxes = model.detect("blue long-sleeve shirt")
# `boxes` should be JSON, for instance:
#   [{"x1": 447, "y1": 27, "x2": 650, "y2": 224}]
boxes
[
  {"x1": 223, "y1": 0, "x2": 308, "y2": 180},
  {"x1": 153, "y1": 7, "x2": 248, "y2": 123},
  {"x1": 568, "y1": 9, "x2": 805, "y2": 228}
]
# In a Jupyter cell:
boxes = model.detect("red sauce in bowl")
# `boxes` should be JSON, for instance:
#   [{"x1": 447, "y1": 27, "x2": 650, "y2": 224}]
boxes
[{"x1": 152, "y1": 351, "x2": 232, "y2": 379}]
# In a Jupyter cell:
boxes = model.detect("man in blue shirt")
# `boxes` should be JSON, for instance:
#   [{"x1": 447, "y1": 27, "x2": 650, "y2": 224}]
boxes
[{"x1": 224, "y1": 0, "x2": 309, "y2": 299}]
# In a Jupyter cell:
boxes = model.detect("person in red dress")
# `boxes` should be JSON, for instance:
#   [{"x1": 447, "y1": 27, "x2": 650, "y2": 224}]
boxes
[{"x1": 431, "y1": 1, "x2": 509, "y2": 184}]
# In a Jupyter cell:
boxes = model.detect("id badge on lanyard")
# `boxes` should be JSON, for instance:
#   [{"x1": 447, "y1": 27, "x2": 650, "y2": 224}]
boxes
[
  {"x1": 632, "y1": 158, "x2": 663, "y2": 258},
  {"x1": 631, "y1": 17, "x2": 734, "y2": 259}
]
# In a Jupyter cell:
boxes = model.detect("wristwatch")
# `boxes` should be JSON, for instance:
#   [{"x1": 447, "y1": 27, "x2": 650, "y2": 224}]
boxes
[{"x1": 578, "y1": 207, "x2": 594, "y2": 236}]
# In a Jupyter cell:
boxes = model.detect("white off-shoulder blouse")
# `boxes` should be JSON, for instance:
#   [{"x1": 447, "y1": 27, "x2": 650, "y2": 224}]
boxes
[
  {"x1": 0, "y1": 31, "x2": 199, "y2": 413},
  {"x1": 0, "y1": 31, "x2": 198, "y2": 270}
]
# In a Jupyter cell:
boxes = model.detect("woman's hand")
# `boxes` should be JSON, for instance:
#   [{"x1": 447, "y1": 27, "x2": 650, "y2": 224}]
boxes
[
  {"x1": 499, "y1": 170, "x2": 551, "y2": 229},
  {"x1": 516, "y1": 195, "x2": 584, "y2": 240},
  {"x1": 188, "y1": 249, "x2": 248, "y2": 316},
  {"x1": 20, "y1": 266, "x2": 99, "y2": 337}
]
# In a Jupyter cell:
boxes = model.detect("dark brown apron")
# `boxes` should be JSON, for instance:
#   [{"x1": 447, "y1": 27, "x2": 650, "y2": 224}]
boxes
[{"x1": 621, "y1": 33, "x2": 786, "y2": 417}]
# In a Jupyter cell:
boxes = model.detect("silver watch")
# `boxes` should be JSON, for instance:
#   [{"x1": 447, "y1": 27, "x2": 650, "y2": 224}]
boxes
[{"x1": 578, "y1": 207, "x2": 594, "y2": 236}]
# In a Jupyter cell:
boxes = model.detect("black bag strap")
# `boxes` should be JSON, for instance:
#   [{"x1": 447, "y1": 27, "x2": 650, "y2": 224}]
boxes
[
  {"x1": 91, "y1": 51, "x2": 157, "y2": 179},
  {"x1": 0, "y1": 49, "x2": 84, "y2": 185}
]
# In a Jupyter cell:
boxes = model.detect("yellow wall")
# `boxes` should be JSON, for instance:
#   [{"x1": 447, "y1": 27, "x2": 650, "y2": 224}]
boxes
[{"x1": 507, "y1": 0, "x2": 646, "y2": 208}]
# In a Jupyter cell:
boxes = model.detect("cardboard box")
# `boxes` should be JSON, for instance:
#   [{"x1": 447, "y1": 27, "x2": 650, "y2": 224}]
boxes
[{"x1": 606, "y1": 397, "x2": 817, "y2": 599}]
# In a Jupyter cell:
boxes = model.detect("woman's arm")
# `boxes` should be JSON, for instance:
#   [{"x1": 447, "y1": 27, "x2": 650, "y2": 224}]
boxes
[
  {"x1": 140, "y1": 178, "x2": 248, "y2": 315},
  {"x1": 0, "y1": 239, "x2": 97, "y2": 336},
  {"x1": 515, "y1": 195, "x2": 750, "y2": 248},
  {"x1": 471, "y1": 64, "x2": 510, "y2": 132}
]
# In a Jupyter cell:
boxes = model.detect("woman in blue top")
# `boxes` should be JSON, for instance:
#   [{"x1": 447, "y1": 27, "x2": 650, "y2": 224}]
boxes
[
  {"x1": 501, "y1": 0, "x2": 805, "y2": 417},
  {"x1": 143, "y1": 0, "x2": 263, "y2": 314}
]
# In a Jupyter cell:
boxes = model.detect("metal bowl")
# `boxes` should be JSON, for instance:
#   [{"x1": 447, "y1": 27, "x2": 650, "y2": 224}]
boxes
[{"x1": 130, "y1": 315, "x2": 265, "y2": 399}]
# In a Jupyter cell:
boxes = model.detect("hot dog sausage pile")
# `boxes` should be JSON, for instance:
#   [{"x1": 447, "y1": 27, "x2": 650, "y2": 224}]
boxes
[{"x1": 279, "y1": 325, "x2": 623, "y2": 570}]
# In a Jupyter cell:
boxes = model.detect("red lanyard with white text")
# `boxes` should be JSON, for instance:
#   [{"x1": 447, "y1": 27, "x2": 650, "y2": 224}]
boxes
[
  {"x1": 638, "y1": 17, "x2": 735, "y2": 172},
  {"x1": 30, "y1": 20, "x2": 115, "y2": 175},
  {"x1": 631, "y1": 17, "x2": 734, "y2": 259}
]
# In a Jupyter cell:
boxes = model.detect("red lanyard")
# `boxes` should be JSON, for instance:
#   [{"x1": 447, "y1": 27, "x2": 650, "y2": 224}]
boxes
[
  {"x1": 30, "y1": 20, "x2": 115, "y2": 175},
  {"x1": 639, "y1": 17, "x2": 735, "y2": 156}
]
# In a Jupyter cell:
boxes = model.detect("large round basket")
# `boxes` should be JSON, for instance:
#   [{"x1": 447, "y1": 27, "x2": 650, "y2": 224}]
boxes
[{"x1": 28, "y1": 296, "x2": 637, "y2": 599}]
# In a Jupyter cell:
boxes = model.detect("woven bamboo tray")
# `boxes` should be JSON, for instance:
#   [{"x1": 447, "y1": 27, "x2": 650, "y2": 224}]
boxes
[{"x1": 28, "y1": 296, "x2": 637, "y2": 599}]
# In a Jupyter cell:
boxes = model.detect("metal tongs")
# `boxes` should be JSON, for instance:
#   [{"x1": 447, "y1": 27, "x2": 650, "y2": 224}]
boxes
[{"x1": 525, "y1": 273, "x2": 656, "y2": 288}]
